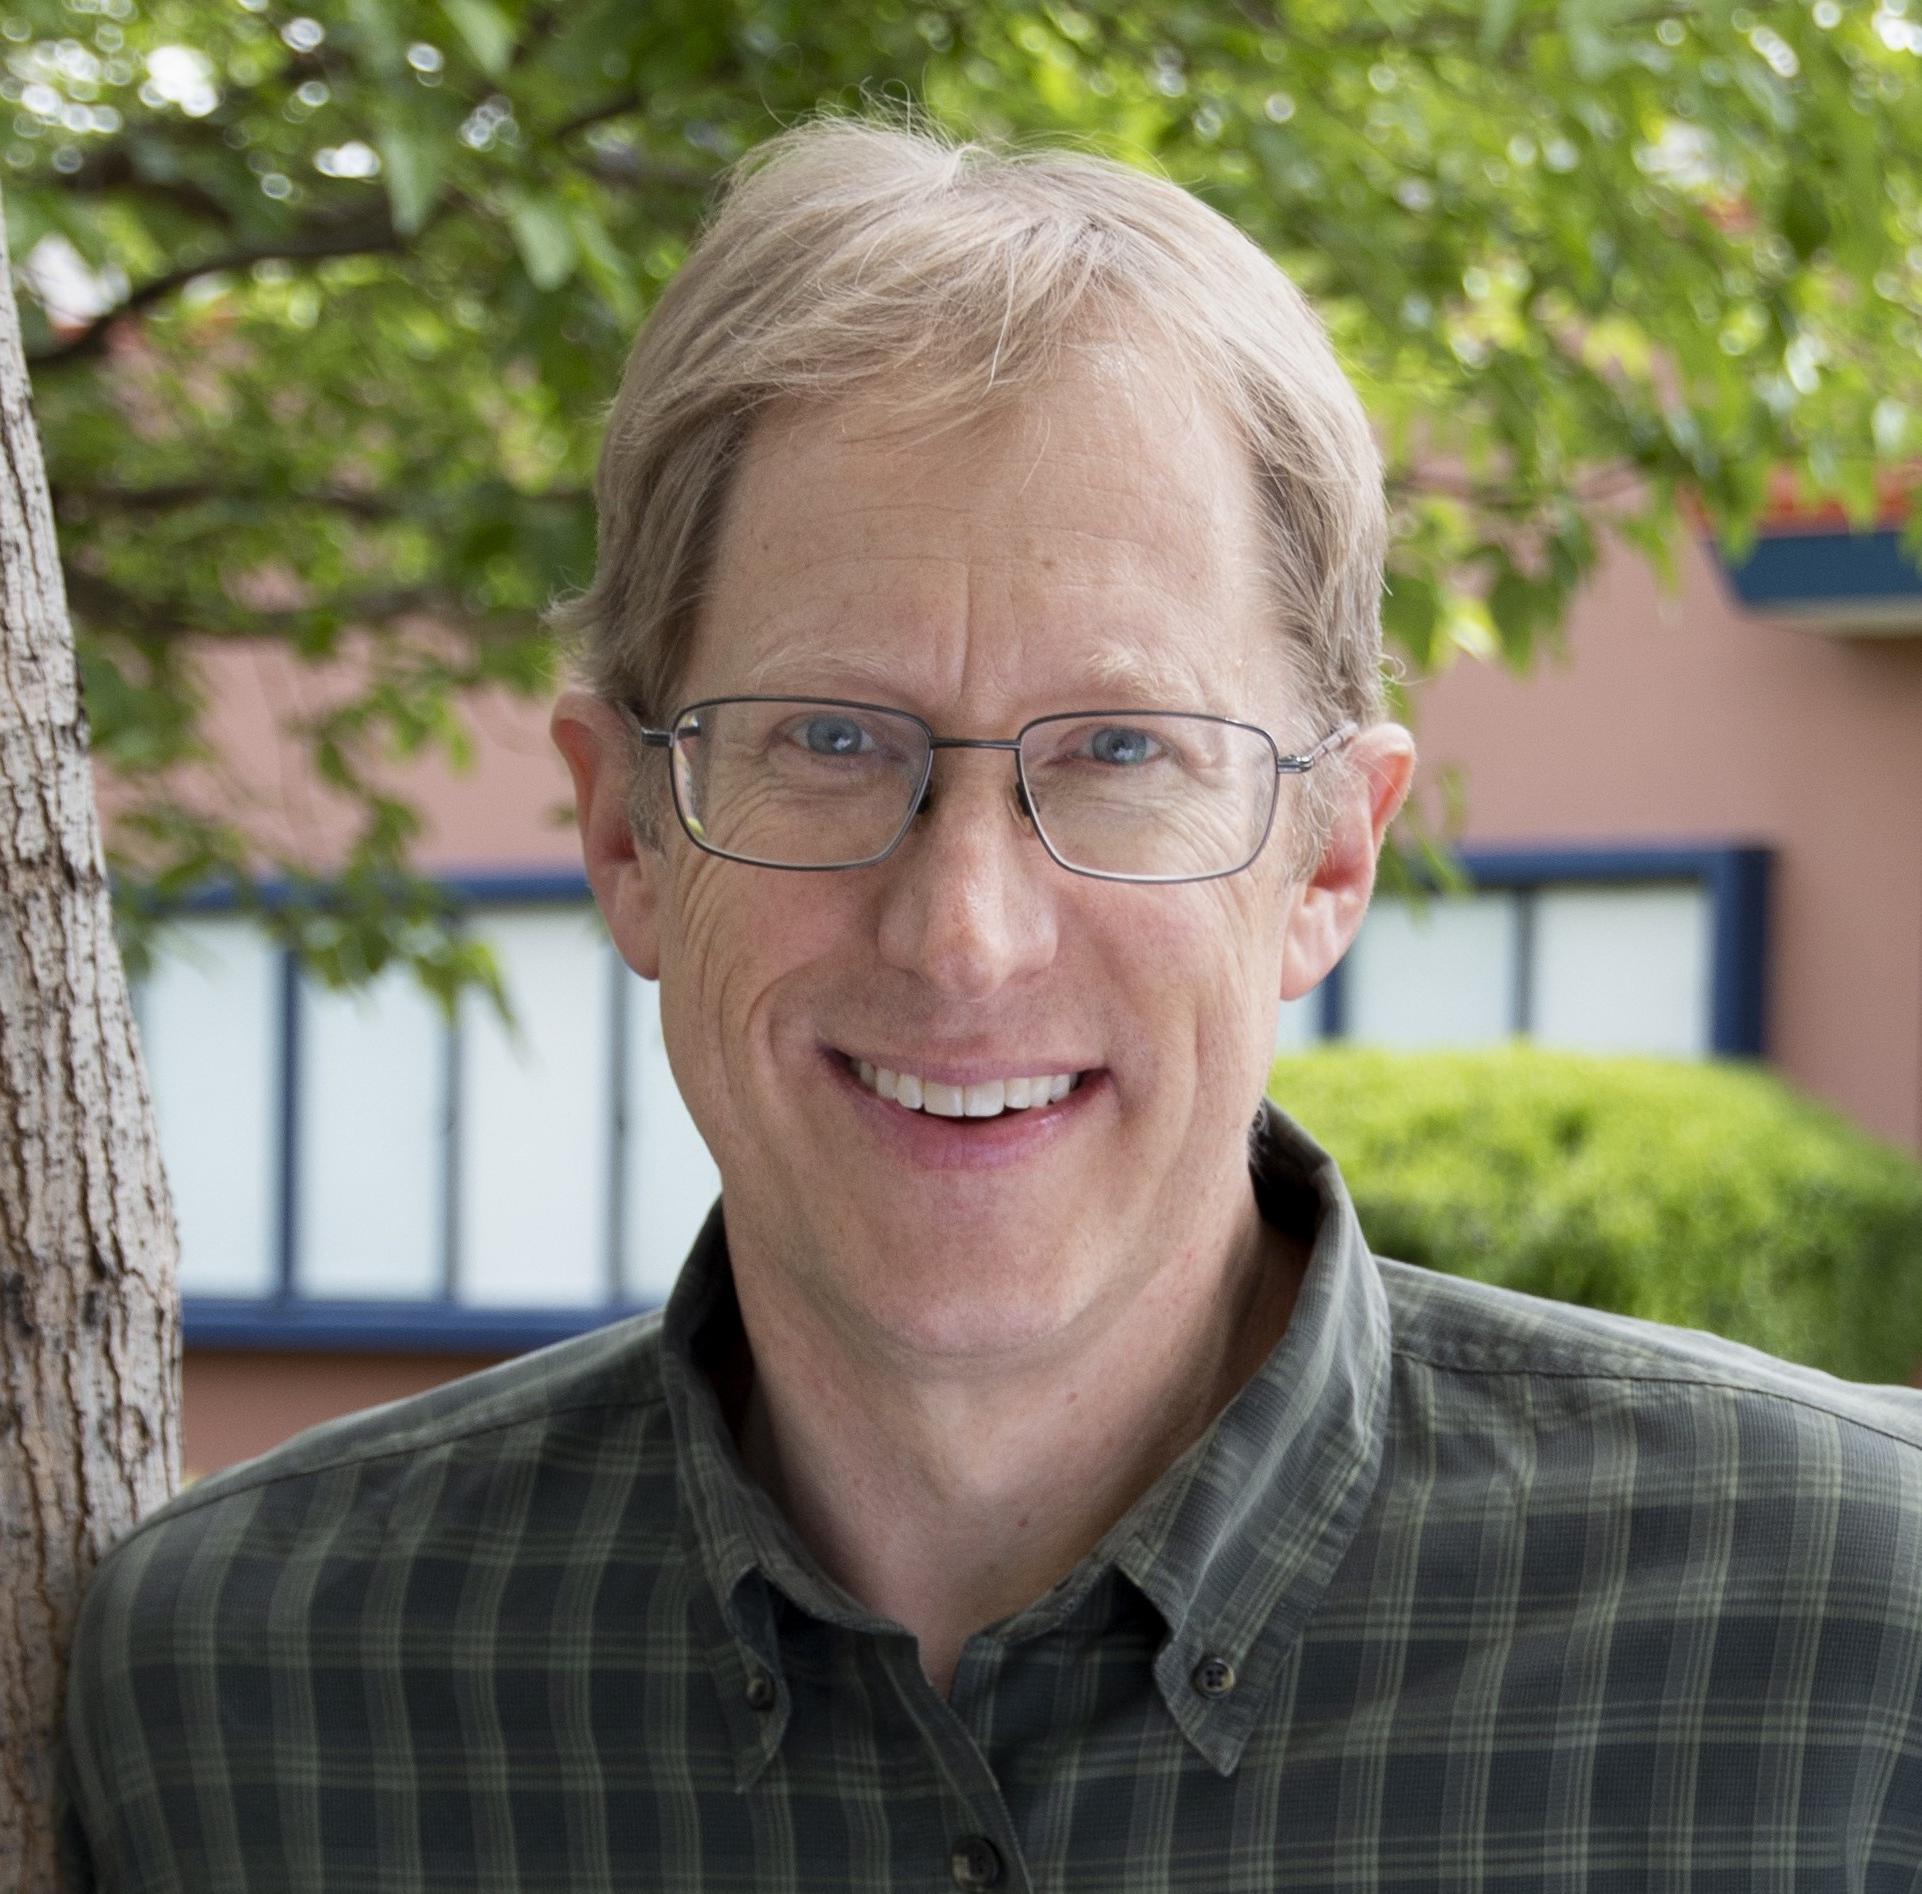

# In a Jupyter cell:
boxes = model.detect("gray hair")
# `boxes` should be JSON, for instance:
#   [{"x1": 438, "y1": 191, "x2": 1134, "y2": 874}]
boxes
[{"x1": 545, "y1": 112, "x2": 1388, "y2": 864}]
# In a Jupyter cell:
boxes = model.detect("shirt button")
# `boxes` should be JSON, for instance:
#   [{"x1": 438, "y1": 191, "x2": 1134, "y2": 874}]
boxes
[
  {"x1": 1191, "y1": 1653, "x2": 1238, "y2": 1697},
  {"x1": 950, "y1": 1835, "x2": 1004, "y2": 1889},
  {"x1": 744, "y1": 1665, "x2": 777, "y2": 1712}
]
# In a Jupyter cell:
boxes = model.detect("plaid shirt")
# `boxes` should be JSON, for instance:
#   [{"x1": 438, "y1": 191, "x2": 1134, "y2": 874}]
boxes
[{"x1": 62, "y1": 1100, "x2": 1922, "y2": 1891}]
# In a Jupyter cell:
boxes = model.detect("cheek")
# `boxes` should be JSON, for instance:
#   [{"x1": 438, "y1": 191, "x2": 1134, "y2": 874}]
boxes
[
  {"x1": 1147, "y1": 886, "x2": 1288, "y2": 1082},
  {"x1": 655, "y1": 853, "x2": 849, "y2": 1119},
  {"x1": 1091, "y1": 888, "x2": 1283, "y2": 1092},
  {"x1": 664, "y1": 851, "x2": 736, "y2": 986},
  {"x1": 654, "y1": 857, "x2": 770, "y2": 1124}
]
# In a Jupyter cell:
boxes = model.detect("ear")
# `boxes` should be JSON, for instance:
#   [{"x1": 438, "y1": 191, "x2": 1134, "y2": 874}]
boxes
[
  {"x1": 549, "y1": 690, "x2": 665, "y2": 981},
  {"x1": 1279, "y1": 723, "x2": 1416, "y2": 1003}
]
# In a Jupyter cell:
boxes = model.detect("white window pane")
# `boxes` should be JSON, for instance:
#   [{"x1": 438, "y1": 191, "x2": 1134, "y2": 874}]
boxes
[
  {"x1": 294, "y1": 964, "x2": 444, "y2": 1299},
  {"x1": 1274, "y1": 993, "x2": 1320, "y2": 1054},
  {"x1": 1345, "y1": 893, "x2": 1518, "y2": 1048},
  {"x1": 622, "y1": 972, "x2": 721, "y2": 1305},
  {"x1": 140, "y1": 917, "x2": 279, "y2": 1297},
  {"x1": 1532, "y1": 884, "x2": 1710, "y2": 1057},
  {"x1": 457, "y1": 907, "x2": 612, "y2": 1307}
]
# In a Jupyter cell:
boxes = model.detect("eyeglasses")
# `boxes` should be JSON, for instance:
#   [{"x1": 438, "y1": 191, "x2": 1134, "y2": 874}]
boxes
[{"x1": 631, "y1": 696, "x2": 1357, "y2": 885}]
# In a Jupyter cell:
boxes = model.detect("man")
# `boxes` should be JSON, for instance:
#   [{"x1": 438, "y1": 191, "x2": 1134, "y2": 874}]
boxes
[{"x1": 63, "y1": 117, "x2": 1922, "y2": 1890}]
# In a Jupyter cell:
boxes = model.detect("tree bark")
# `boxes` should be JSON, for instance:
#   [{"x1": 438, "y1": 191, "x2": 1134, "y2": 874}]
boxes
[{"x1": 0, "y1": 188, "x2": 180, "y2": 1888}]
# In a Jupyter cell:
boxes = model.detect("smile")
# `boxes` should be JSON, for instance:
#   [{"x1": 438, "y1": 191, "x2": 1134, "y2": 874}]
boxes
[{"x1": 845, "y1": 1058, "x2": 1084, "y2": 1119}]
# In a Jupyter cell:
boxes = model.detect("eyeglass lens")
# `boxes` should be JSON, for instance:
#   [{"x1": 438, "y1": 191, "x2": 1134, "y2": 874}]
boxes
[{"x1": 669, "y1": 700, "x2": 1280, "y2": 880}]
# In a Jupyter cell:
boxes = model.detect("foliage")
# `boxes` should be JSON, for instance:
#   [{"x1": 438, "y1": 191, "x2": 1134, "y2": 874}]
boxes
[
  {"x1": 1269, "y1": 1043, "x2": 1922, "y2": 1385},
  {"x1": 4, "y1": 0, "x2": 1921, "y2": 1001}
]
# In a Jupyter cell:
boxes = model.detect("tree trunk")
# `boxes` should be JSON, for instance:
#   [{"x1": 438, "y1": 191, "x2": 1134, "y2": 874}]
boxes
[{"x1": 0, "y1": 189, "x2": 180, "y2": 1888}]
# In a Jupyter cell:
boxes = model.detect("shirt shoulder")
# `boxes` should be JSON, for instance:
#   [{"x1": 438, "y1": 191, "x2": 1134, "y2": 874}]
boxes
[
  {"x1": 1377, "y1": 1251, "x2": 1922, "y2": 1459},
  {"x1": 1373, "y1": 1256, "x2": 1922, "y2": 1685},
  {"x1": 62, "y1": 1313, "x2": 688, "y2": 1885},
  {"x1": 65, "y1": 1309, "x2": 677, "y2": 1716}
]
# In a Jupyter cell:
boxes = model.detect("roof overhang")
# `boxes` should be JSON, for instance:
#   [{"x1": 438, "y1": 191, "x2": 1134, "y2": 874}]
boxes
[{"x1": 1717, "y1": 525, "x2": 1922, "y2": 636}]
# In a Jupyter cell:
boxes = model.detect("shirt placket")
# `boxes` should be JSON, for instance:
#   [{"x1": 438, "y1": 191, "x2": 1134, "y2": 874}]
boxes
[{"x1": 879, "y1": 1627, "x2": 1035, "y2": 1894}]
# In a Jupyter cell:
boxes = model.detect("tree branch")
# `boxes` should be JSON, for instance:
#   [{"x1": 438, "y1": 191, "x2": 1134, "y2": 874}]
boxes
[
  {"x1": 58, "y1": 144, "x2": 235, "y2": 227},
  {"x1": 26, "y1": 207, "x2": 420, "y2": 373},
  {"x1": 53, "y1": 479, "x2": 588, "y2": 521},
  {"x1": 64, "y1": 566, "x2": 538, "y2": 646},
  {"x1": 1385, "y1": 459, "x2": 1652, "y2": 514},
  {"x1": 568, "y1": 144, "x2": 715, "y2": 193},
  {"x1": 549, "y1": 90, "x2": 642, "y2": 143}
]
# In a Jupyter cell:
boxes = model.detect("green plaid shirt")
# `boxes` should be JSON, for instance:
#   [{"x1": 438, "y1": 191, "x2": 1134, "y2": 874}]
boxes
[{"x1": 62, "y1": 1101, "x2": 1922, "y2": 1891}]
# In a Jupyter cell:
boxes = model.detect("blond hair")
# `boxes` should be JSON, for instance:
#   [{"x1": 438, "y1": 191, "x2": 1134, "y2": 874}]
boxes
[{"x1": 546, "y1": 113, "x2": 1387, "y2": 860}]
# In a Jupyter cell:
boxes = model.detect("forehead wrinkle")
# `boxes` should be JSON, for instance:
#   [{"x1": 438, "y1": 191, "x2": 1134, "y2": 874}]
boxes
[
  {"x1": 734, "y1": 635, "x2": 1216, "y2": 714},
  {"x1": 735, "y1": 643, "x2": 917, "y2": 699},
  {"x1": 724, "y1": 520, "x2": 1241, "y2": 641}
]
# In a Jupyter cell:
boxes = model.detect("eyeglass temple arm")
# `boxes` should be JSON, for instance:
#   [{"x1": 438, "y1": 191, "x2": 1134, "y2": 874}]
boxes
[{"x1": 1276, "y1": 719, "x2": 1359, "y2": 774}]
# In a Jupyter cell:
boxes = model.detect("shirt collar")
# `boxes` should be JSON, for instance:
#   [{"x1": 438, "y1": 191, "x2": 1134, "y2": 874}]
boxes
[{"x1": 659, "y1": 1096, "x2": 1391, "y2": 1782}]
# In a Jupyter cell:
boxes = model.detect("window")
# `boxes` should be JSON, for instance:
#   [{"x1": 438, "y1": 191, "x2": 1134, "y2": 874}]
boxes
[
  {"x1": 135, "y1": 919, "x2": 280, "y2": 1298},
  {"x1": 1298, "y1": 845, "x2": 1769, "y2": 1060},
  {"x1": 141, "y1": 878, "x2": 720, "y2": 1352}
]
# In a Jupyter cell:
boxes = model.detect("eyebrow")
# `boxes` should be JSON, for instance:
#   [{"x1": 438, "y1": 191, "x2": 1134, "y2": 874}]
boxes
[{"x1": 732, "y1": 642, "x2": 1211, "y2": 710}]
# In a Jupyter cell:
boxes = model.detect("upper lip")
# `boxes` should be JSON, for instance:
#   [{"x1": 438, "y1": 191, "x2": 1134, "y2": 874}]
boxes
[{"x1": 831, "y1": 1046, "x2": 1097, "y2": 1086}]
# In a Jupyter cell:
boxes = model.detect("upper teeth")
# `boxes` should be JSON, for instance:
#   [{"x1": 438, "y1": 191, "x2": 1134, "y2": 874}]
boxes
[{"x1": 853, "y1": 1061, "x2": 1080, "y2": 1118}]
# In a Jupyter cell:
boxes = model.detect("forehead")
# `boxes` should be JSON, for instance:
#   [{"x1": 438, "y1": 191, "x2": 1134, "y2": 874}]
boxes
[{"x1": 686, "y1": 344, "x2": 1290, "y2": 718}]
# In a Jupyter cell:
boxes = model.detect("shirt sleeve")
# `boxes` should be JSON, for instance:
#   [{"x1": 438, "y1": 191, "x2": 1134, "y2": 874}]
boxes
[
  {"x1": 55, "y1": 1719, "x2": 102, "y2": 1893},
  {"x1": 57, "y1": 1523, "x2": 161, "y2": 1894}
]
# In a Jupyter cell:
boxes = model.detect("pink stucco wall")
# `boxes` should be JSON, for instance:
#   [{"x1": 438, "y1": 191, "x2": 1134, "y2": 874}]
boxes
[
  {"x1": 1412, "y1": 526, "x2": 1922, "y2": 1154},
  {"x1": 91, "y1": 640, "x2": 584, "y2": 876},
  {"x1": 181, "y1": 1350, "x2": 503, "y2": 1479}
]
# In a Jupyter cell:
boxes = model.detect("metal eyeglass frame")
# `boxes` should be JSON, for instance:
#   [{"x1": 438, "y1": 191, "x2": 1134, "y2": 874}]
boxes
[{"x1": 629, "y1": 695, "x2": 1360, "y2": 885}]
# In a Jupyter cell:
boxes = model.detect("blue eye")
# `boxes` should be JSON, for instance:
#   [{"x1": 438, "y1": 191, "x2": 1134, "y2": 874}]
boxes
[
  {"x1": 801, "y1": 715, "x2": 871, "y2": 756},
  {"x1": 1088, "y1": 726, "x2": 1158, "y2": 766}
]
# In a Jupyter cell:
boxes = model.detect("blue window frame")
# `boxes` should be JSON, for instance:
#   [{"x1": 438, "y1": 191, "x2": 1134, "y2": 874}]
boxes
[{"x1": 1318, "y1": 844, "x2": 1770, "y2": 1057}]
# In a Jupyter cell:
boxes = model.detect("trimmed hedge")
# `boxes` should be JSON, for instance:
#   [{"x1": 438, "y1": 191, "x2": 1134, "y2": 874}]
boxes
[{"x1": 1267, "y1": 1045, "x2": 1922, "y2": 1385}]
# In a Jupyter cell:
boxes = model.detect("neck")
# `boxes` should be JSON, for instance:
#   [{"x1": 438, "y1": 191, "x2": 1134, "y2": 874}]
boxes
[{"x1": 720, "y1": 1193, "x2": 1306, "y2": 1698}]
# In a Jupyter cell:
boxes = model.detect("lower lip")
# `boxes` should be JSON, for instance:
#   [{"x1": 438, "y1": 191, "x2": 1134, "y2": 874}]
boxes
[{"x1": 824, "y1": 1050, "x2": 1104, "y2": 1172}]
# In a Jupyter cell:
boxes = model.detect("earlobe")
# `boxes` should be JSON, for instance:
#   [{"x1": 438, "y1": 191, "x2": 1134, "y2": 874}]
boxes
[
  {"x1": 1279, "y1": 723, "x2": 1416, "y2": 1003},
  {"x1": 550, "y1": 690, "x2": 665, "y2": 981}
]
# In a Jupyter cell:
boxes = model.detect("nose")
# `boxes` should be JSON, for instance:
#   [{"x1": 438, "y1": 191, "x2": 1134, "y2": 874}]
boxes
[{"x1": 873, "y1": 751, "x2": 1059, "y2": 1001}]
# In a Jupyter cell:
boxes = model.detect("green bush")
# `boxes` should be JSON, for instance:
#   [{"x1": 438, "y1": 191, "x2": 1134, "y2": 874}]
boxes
[{"x1": 1267, "y1": 1045, "x2": 1922, "y2": 1385}]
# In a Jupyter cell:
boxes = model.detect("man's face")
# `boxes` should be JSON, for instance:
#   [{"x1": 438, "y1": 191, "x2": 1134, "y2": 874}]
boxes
[{"x1": 626, "y1": 347, "x2": 1347, "y2": 1368}]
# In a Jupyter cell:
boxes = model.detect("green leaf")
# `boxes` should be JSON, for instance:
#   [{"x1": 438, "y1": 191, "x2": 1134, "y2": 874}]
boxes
[
  {"x1": 1441, "y1": 589, "x2": 1499, "y2": 663},
  {"x1": 506, "y1": 194, "x2": 579, "y2": 291},
  {"x1": 1780, "y1": 175, "x2": 1831, "y2": 264},
  {"x1": 345, "y1": 0, "x2": 406, "y2": 75},
  {"x1": 568, "y1": 201, "x2": 644, "y2": 326},
  {"x1": 1478, "y1": 0, "x2": 1520, "y2": 59},
  {"x1": 379, "y1": 123, "x2": 444, "y2": 236},
  {"x1": 1558, "y1": 0, "x2": 1632, "y2": 81},
  {"x1": 441, "y1": 0, "x2": 516, "y2": 79},
  {"x1": 1488, "y1": 565, "x2": 1541, "y2": 668},
  {"x1": 1381, "y1": 572, "x2": 1442, "y2": 669}
]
